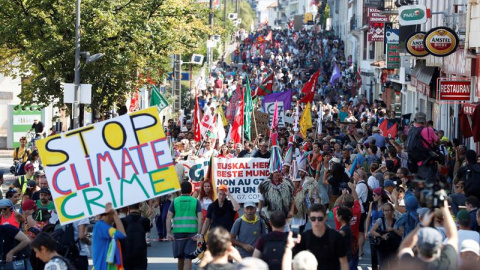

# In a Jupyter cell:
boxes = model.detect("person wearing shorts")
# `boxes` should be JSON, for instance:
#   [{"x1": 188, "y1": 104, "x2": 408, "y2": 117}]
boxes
[{"x1": 167, "y1": 182, "x2": 203, "y2": 270}]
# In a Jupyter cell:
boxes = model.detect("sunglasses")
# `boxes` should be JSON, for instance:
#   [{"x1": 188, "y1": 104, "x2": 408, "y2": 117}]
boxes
[{"x1": 309, "y1": 216, "x2": 325, "y2": 222}]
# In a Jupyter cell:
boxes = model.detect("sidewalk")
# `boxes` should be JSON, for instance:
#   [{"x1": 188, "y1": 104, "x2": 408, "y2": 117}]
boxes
[{"x1": 0, "y1": 149, "x2": 12, "y2": 158}]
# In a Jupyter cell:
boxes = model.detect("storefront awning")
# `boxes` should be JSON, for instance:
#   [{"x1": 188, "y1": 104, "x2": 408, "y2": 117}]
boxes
[{"x1": 417, "y1": 65, "x2": 437, "y2": 86}]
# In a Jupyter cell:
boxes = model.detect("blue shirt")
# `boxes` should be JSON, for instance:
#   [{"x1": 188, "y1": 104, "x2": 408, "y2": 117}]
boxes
[
  {"x1": 92, "y1": 220, "x2": 126, "y2": 270},
  {"x1": 369, "y1": 133, "x2": 386, "y2": 148}
]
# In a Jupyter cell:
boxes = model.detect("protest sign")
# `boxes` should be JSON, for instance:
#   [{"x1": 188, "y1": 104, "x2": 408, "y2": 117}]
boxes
[
  {"x1": 178, "y1": 158, "x2": 210, "y2": 191},
  {"x1": 262, "y1": 90, "x2": 292, "y2": 128},
  {"x1": 37, "y1": 107, "x2": 180, "y2": 225},
  {"x1": 213, "y1": 158, "x2": 269, "y2": 203},
  {"x1": 252, "y1": 111, "x2": 270, "y2": 140}
]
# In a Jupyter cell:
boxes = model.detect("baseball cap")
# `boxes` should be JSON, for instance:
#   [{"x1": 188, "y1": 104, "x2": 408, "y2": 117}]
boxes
[
  {"x1": 373, "y1": 187, "x2": 383, "y2": 196},
  {"x1": 24, "y1": 163, "x2": 34, "y2": 171},
  {"x1": 417, "y1": 227, "x2": 443, "y2": 255},
  {"x1": 461, "y1": 239, "x2": 480, "y2": 256},
  {"x1": 38, "y1": 188, "x2": 51, "y2": 195},
  {"x1": 22, "y1": 199, "x2": 37, "y2": 211},
  {"x1": 384, "y1": 180, "x2": 395, "y2": 188},
  {"x1": 34, "y1": 171, "x2": 45, "y2": 178},
  {"x1": 457, "y1": 209, "x2": 471, "y2": 223},
  {"x1": 27, "y1": 180, "x2": 37, "y2": 189},
  {"x1": 415, "y1": 112, "x2": 427, "y2": 124},
  {"x1": 244, "y1": 201, "x2": 256, "y2": 208},
  {"x1": 218, "y1": 185, "x2": 228, "y2": 192},
  {"x1": 0, "y1": 199, "x2": 14, "y2": 209}
]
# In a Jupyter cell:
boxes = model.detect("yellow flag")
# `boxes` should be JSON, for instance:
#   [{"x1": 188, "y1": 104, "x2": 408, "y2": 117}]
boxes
[
  {"x1": 217, "y1": 105, "x2": 228, "y2": 127},
  {"x1": 299, "y1": 102, "x2": 312, "y2": 138}
]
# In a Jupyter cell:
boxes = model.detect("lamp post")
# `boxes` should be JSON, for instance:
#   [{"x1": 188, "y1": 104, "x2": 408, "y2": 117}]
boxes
[{"x1": 73, "y1": 0, "x2": 104, "y2": 129}]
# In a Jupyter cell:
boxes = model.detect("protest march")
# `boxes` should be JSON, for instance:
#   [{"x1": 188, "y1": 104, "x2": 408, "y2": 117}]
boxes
[{"x1": 1, "y1": 13, "x2": 480, "y2": 270}]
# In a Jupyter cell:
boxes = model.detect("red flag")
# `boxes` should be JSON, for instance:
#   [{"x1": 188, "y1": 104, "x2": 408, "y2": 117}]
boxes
[
  {"x1": 299, "y1": 91, "x2": 315, "y2": 104},
  {"x1": 194, "y1": 90, "x2": 202, "y2": 141},
  {"x1": 252, "y1": 73, "x2": 274, "y2": 98},
  {"x1": 379, "y1": 119, "x2": 398, "y2": 138},
  {"x1": 265, "y1": 31, "x2": 272, "y2": 41},
  {"x1": 387, "y1": 123, "x2": 398, "y2": 139},
  {"x1": 302, "y1": 70, "x2": 320, "y2": 94},
  {"x1": 231, "y1": 93, "x2": 244, "y2": 144}
]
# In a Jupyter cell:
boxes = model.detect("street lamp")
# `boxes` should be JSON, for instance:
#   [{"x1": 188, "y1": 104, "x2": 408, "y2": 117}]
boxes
[{"x1": 73, "y1": 0, "x2": 104, "y2": 129}]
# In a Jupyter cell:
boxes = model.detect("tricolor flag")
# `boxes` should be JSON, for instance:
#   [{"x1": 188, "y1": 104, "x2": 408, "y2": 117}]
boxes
[{"x1": 252, "y1": 73, "x2": 274, "y2": 98}]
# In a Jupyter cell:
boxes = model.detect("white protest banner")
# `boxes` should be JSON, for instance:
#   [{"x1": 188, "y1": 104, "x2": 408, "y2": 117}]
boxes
[
  {"x1": 178, "y1": 158, "x2": 210, "y2": 191},
  {"x1": 213, "y1": 158, "x2": 269, "y2": 203},
  {"x1": 37, "y1": 107, "x2": 180, "y2": 225}
]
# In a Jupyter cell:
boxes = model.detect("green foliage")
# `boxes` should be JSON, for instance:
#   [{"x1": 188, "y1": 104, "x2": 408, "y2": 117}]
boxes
[
  {"x1": 318, "y1": 2, "x2": 329, "y2": 29},
  {"x1": 239, "y1": 1, "x2": 254, "y2": 30},
  {"x1": 0, "y1": 0, "x2": 210, "y2": 111}
]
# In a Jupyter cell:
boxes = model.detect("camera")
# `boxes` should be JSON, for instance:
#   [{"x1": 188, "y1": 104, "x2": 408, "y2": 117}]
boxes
[{"x1": 419, "y1": 185, "x2": 447, "y2": 210}]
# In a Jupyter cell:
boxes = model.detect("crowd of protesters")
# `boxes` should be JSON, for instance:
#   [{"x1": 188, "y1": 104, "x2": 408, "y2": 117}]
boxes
[{"x1": 2, "y1": 23, "x2": 480, "y2": 270}]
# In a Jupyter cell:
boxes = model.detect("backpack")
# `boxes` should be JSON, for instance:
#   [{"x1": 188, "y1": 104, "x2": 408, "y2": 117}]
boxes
[
  {"x1": 123, "y1": 215, "x2": 147, "y2": 263},
  {"x1": 49, "y1": 224, "x2": 80, "y2": 262},
  {"x1": 464, "y1": 164, "x2": 480, "y2": 199},
  {"x1": 358, "y1": 181, "x2": 373, "y2": 213},
  {"x1": 49, "y1": 255, "x2": 76, "y2": 270},
  {"x1": 261, "y1": 233, "x2": 288, "y2": 270},
  {"x1": 406, "y1": 126, "x2": 433, "y2": 173}
]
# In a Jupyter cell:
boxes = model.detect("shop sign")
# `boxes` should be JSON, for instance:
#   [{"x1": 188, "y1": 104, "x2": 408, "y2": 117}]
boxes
[
  {"x1": 368, "y1": 22, "x2": 385, "y2": 42},
  {"x1": 424, "y1": 27, "x2": 459, "y2": 57},
  {"x1": 386, "y1": 44, "x2": 400, "y2": 69},
  {"x1": 437, "y1": 79, "x2": 471, "y2": 101},
  {"x1": 417, "y1": 82, "x2": 430, "y2": 96},
  {"x1": 406, "y1": 32, "x2": 429, "y2": 57},
  {"x1": 368, "y1": 8, "x2": 388, "y2": 23},
  {"x1": 398, "y1": 5, "x2": 427, "y2": 26}
]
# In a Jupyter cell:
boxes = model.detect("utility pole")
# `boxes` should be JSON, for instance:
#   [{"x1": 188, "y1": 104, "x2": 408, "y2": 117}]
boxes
[
  {"x1": 73, "y1": 0, "x2": 81, "y2": 129},
  {"x1": 223, "y1": 0, "x2": 227, "y2": 29},
  {"x1": 173, "y1": 55, "x2": 182, "y2": 111}
]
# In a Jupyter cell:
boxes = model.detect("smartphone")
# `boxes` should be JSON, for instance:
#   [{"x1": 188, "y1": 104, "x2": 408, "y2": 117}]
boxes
[{"x1": 291, "y1": 224, "x2": 300, "y2": 241}]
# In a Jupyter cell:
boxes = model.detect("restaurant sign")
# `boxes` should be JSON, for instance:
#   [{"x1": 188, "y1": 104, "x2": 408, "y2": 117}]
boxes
[{"x1": 437, "y1": 79, "x2": 471, "y2": 101}]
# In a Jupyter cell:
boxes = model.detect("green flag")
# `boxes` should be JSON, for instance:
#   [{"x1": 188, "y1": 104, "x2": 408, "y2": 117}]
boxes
[
  {"x1": 150, "y1": 86, "x2": 168, "y2": 111},
  {"x1": 244, "y1": 75, "x2": 253, "y2": 140}
]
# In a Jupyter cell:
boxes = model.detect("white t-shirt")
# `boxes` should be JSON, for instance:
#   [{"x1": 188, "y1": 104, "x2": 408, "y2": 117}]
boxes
[
  {"x1": 73, "y1": 218, "x2": 91, "y2": 257},
  {"x1": 356, "y1": 181, "x2": 369, "y2": 213},
  {"x1": 367, "y1": 176, "x2": 380, "y2": 190}
]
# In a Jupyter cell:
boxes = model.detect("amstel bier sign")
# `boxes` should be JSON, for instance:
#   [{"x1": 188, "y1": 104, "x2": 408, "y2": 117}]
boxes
[
  {"x1": 406, "y1": 32, "x2": 429, "y2": 57},
  {"x1": 424, "y1": 27, "x2": 459, "y2": 57}
]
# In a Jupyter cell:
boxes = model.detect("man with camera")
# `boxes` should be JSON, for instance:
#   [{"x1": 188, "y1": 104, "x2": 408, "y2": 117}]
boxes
[{"x1": 397, "y1": 199, "x2": 458, "y2": 269}]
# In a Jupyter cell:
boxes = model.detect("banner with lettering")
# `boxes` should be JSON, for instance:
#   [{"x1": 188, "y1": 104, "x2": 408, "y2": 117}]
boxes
[
  {"x1": 37, "y1": 107, "x2": 180, "y2": 225},
  {"x1": 213, "y1": 158, "x2": 270, "y2": 203},
  {"x1": 262, "y1": 90, "x2": 292, "y2": 128}
]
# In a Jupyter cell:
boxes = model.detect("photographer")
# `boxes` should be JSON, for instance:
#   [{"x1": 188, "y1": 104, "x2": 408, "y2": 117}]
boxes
[{"x1": 397, "y1": 200, "x2": 458, "y2": 269}]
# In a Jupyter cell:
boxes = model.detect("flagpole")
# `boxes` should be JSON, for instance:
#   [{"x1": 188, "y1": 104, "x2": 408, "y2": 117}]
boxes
[{"x1": 252, "y1": 106, "x2": 259, "y2": 141}]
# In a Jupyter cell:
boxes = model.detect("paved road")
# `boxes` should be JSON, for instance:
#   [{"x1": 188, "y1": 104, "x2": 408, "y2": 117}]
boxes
[{"x1": 1, "y1": 156, "x2": 373, "y2": 269}]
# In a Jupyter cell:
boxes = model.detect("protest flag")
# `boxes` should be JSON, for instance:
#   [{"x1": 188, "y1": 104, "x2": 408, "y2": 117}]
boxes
[
  {"x1": 379, "y1": 119, "x2": 398, "y2": 138},
  {"x1": 301, "y1": 69, "x2": 320, "y2": 94},
  {"x1": 194, "y1": 90, "x2": 202, "y2": 141},
  {"x1": 252, "y1": 73, "x2": 274, "y2": 98},
  {"x1": 150, "y1": 86, "x2": 168, "y2": 111},
  {"x1": 299, "y1": 102, "x2": 313, "y2": 138},
  {"x1": 231, "y1": 94, "x2": 244, "y2": 144},
  {"x1": 244, "y1": 76, "x2": 254, "y2": 140},
  {"x1": 201, "y1": 107, "x2": 217, "y2": 139},
  {"x1": 265, "y1": 30, "x2": 272, "y2": 41},
  {"x1": 271, "y1": 101, "x2": 279, "y2": 130},
  {"x1": 329, "y1": 63, "x2": 341, "y2": 85},
  {"x1": 217, "y1": 105, "x2": 228, "y2": 127},
  {"x1": 216, "y1": 110, "x2": 226, "y2": 148},
  {"x1": 268, "y1": 131, "x2": 283, "y2": 173}
]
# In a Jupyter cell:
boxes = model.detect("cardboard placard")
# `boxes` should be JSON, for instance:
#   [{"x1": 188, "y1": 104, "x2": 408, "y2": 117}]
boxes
[
  {"x1": 37, "y1": 107, "x2": 181, "y2": 225},
  {"x1": 252, "y1": 110, "x2": 269, "y2": 140}
]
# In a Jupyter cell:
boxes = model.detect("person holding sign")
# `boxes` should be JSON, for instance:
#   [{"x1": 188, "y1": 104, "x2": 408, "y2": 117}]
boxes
[{"x1": 91, "y1": 202, "x2": 126, "y2": 270}]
